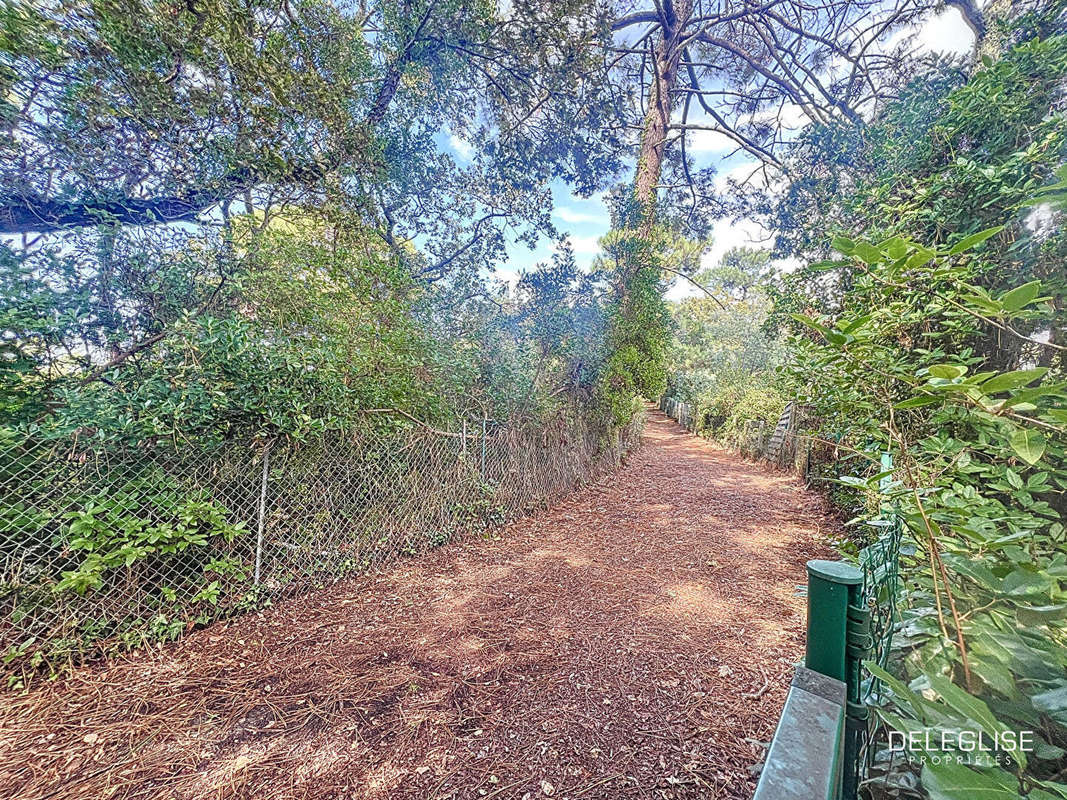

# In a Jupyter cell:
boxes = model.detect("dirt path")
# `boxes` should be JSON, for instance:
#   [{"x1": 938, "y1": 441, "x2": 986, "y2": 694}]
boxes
[{"x1": 0, "y1": 411, "x2": 835, "y2": 800}]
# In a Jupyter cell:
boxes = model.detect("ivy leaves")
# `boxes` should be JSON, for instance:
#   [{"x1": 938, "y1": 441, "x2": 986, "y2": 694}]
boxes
[{"x1": 1010, "y1": 429, "x2": 1048, "y2": 466}]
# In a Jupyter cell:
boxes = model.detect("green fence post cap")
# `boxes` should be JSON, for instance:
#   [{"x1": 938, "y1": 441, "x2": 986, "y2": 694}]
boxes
[{"x1": 807, "y1": 559, "x2": 862, "y2": 585}]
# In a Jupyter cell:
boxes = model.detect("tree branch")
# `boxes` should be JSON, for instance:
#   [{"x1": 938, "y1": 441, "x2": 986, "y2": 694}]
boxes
[
  {"x1": 611, "y1": 11, "x2": 661, "y2": 31},
  {"x1": 659, "y1": 263, "x2": 727, "y2": 310},
  {"x1": 0, "y1": 179, "x2": 249, "y2": 235},
  {"x1": 77, "y1": 272, "x2": 230, "y2": 387}
]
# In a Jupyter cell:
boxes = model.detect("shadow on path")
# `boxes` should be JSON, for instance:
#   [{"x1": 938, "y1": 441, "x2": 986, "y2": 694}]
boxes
[{"x1": 0, "y1": 410, "x2": 837, "y2": 800}]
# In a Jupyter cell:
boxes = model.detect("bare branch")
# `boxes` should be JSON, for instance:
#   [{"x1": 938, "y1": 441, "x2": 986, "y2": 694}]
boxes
[
  {"x1": 658, "y1": 263, "x2": 727, "y2": 310},
  {"x1": 611, "y1": 11, "x2": 661, "y2": 31}
]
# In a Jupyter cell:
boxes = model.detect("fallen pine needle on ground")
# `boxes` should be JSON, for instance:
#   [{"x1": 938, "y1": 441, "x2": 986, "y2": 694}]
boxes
[{"x1": 0, "y1": 410, "x2": 836, "y2": 800}]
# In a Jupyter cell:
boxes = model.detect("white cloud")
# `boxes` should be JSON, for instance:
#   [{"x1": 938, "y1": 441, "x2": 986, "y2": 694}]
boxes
[
  {"x1": 686, "y1": 128, "x2": 738, "y2": 154},
  {"x1": 567, "y1": 235, "x2": 602, "y2": 255},
  {"x1": 748, "y1": 101, "x2": 808, "y2": 131},
  {"x1": 706, "y1": 218, "x2": 772, "y2": 267},
  {"x1": 713, "y1": 160, "x2": 768, "y2": 192},
  {"x1": 914, "y1": 8, "x2": 976, "y2": 56},
  {"x1": 448, "y1": 133, "x2": 474, "y2": 160},
  {"x1": 553, "y1": 207, "x2": 602, "y2": 224},
  {"x1": 887, "y1": 7, "x2": 976, "y2": 57},
  {"x1": 494, "y1": 267, "x2": 520, "y2": 289},
  {"x1": 775, "y1": 256, "x2": 803, "y2": 274},
  {"x1": 664, "y1": 280, "x2": 697, "y2": 302},
  {"x1": 1024, "y1": 203, "x2": 1058, "y2": 238}
]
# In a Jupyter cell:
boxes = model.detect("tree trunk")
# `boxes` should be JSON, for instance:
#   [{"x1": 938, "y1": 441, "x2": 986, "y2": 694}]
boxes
[{"x1": 631, "y1": 1, "x2": 692, "y2": 240}]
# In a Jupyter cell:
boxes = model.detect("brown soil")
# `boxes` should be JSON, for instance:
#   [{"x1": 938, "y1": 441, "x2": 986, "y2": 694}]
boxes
[{"x1": 0, "y1": 410, "x2": 836, "y2": 800}]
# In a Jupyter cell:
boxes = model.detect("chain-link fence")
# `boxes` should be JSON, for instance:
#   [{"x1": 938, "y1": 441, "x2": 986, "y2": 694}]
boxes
[{"x1": 0, "y1": 410, "x2": 642, "y2": 683}]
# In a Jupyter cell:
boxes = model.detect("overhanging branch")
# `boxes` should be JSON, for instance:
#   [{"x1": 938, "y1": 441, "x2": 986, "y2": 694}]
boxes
[
  {"x1": 659, "y1": 263, "x2": 727, "y2": 310},
  {"x1": 0, "y1": 156, "x2": 337, "y2": 236},
  {"x1": 0, "y1": 184, "x2": 244, "y2": 236}
]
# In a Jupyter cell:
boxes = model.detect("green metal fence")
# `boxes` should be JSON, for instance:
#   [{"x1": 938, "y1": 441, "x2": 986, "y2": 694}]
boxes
[
  {"x1": 754, "y1": 455, "x2": 904, "y2": 800},
  {"x1": 846, "y1": 498, "x2": 905, "y2": 798}
]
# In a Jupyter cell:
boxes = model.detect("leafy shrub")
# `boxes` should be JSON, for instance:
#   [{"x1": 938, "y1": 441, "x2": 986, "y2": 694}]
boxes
[
  {"x1": 789, "y1": 229, "x2": 1067, "y2": 797},
  {"x1": 714, "y1": 381, "x2": 788, "y2": 445},
  {"x1": 57, "y1": 484, "x2": 245, "y2": 596}
]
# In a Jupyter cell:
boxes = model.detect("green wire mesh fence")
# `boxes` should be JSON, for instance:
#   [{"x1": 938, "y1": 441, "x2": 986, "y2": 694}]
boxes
[{"x1": 846, "y1": 505, "x2": 905, "y2": 799}]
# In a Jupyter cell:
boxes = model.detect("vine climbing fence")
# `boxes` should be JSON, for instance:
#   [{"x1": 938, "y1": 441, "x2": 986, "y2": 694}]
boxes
[{"x1": 0, "y1": 410, "x2": 642, "y2": 682}]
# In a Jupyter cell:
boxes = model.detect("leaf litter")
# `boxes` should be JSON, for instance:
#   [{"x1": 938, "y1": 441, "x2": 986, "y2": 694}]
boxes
[{"x1": 0, "y1": 411, "x2": 835, "y2": 799}]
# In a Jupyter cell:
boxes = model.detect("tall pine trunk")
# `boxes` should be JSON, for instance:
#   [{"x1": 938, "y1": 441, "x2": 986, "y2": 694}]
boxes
[
  {"x1": 599, "y1": 3, "x2": 693, "y2": 422},
  {"x1": 630, "y1": 1, "x2": 691, "y2": 241}
]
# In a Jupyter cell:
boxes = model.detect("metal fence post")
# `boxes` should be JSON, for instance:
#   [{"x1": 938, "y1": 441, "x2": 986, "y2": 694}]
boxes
[
  {"x1": 806, "y1": 560, "x2": 862, "y2": 683},
  {"x1": 253, "y1": 443, "x2": 272, "y2": 586},
  {"x1": 761, "y1": 515, "x2": 897, "y2": 800},
  {"x1": 879, "y1": 452, "x2": 893, "y2": 513},
  {"x1": 839, "y1": 451, "x2": 893, "y2": 799},
  {"x1": 806, "y1": 559, "x2": 863, "y2": 800},
  {"x1": 480, "y1": 414, "x2": 487, "y2": 483}
]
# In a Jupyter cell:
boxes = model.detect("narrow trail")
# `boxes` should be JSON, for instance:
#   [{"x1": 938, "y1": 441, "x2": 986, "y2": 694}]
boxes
[{"x1": 1, "y1": 411, "x2": 836, "y2": 800}]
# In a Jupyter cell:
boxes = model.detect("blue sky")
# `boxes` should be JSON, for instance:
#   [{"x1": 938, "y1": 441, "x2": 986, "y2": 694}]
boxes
[{"x1": 443, "y1": 6, "x2": 978, "y2": 300}]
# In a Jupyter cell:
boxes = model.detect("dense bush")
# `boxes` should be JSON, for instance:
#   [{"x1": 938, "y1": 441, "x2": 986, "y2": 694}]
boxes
[
  {"x1": 765, "y1": 23, "x2": 1067, "y2": 798},
  {"x1": 666, "y1": 248, "x2": 788, "y2": 448},
  {"x1": 0, "y1": 0, "x2": 637, "y2": 681},
  {"x1": 0, "y1": 213, "x2": 635, "y2": 682},
  {"x1": 787, "y1": 228, "x2": 1067, "y2": 797}
]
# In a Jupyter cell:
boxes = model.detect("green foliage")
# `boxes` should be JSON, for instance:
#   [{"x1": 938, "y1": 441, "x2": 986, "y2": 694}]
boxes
[
  {"x1": 56, "y1": 485, "x2": 245, "y2": 596},
  {"x1": 786, "y1": 226, "x2": 1067, "y2": 795},
  {"x1": 771, "y1": 33, "x2": 1067, "y2": 313},
  {"x1": 666, "y1": 248, "x2": 786, "y2": 445},
  {"x1": 598, "y1": 228, "x2": 671, "y2": 425},
  {"x1": 695, "y1": 247, "x2": 773, "y2": 302},
  {"x1": 670, "y1": 270, "x2": 781, "y2": 394},
  {"x1": 0, "y1": 0, "x2": 641, "y2": 681},
  {"x1": 716, "y1": 382, "x2": 787, "y2": 442},
  {"x1": 513, "y1": 246, "x2": 610, "y2": 406},
  {"x1": 758, "y1": 22, "x2": 1067, "y2": 795}
]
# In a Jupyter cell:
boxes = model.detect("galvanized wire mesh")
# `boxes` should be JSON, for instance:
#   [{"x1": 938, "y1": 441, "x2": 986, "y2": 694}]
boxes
[{"x1": 0, "y1": 412, "x2": 642, "y2": 682}]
